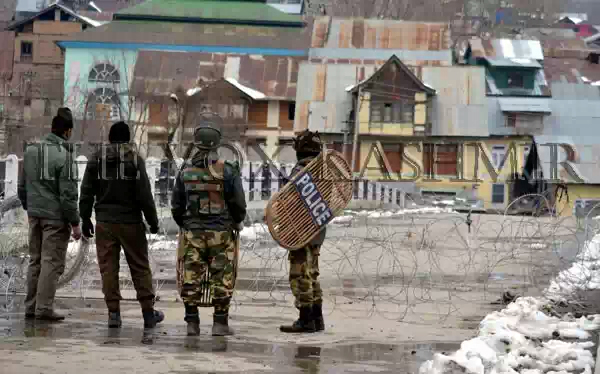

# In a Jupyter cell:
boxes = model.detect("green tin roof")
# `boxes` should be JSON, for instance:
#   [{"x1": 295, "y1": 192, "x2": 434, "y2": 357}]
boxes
[{"x1": 114, "y1": 0, "x2": 304, "y2": 27}]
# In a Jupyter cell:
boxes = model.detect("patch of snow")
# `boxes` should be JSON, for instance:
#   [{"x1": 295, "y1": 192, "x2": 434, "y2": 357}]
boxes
[
  {"x1": 77, "y1": 15, "x2": 102, "y2": 27},
  {"x1": 395, "y1": 207, "x2": 456, "y2": 215},
  {"x1": 582, "y1": 76, "x2": 591, "y2": 83},
  {"x1": 424, "y1": 82, "x2": 436, "y2": 91},
  {"x1": 331, "y1": 215, "x2": 353, "y2": 224},
  {"x1": 88, "y1": 1, "x2": 102, "y2": 12},
  {"x1": 345, "y1": 84, "x2": 356, "y2": 92},
  {"x1": 186, "y1": 87, "x2": 202, "y2": 96},
  {"x1": 240, "y1": 223, "x2": 269, "y2": 240},
  {"x1": 419, "y1": 297, "x2": 599, "y2": 374},
  {"x1": 225, "y1": 78, "x2": 266, "y2": 100},
  {"x1": 545, "y1": 233, "x2": 600, "y2": 299}
]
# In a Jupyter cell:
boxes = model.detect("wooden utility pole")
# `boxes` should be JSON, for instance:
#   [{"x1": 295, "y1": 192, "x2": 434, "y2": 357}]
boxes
[{"x1": 350, "y1": 87, "x2": 362, "y2": 174}]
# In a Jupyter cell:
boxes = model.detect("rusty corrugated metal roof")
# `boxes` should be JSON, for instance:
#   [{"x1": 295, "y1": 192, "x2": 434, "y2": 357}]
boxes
[
  {"x1": 0, "y1": 31, "x2": 15, "y2": 80},
  {"x1": 469, "y1": 38, "x2": 544, "y2": 60},
  {"x1": 310, "y1": 17, "x2": 451, "y2": 51},
  {"x1": 544, "y1": 57, "x2": 600, "y2": 84},
  {"x1": 132, "y1": 51, "x2": 304, "y2": 100}
]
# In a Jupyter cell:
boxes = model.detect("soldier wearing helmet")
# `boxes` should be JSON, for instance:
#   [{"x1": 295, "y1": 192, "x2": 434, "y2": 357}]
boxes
[
  {"x1": 171, "y1": 114, "x2": 247, "y2": 337},
  {"x1": 280, "y1": 129, "x2": 327, "y2": 334}
]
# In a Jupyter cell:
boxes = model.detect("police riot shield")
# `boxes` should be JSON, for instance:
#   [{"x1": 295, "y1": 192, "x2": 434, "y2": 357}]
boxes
[{"x1": 265, "y1": 150, "x2": 353, "y2": 250}]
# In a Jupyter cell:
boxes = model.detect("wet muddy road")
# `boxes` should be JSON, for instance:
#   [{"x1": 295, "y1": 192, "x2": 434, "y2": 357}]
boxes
[{"x1": 0, "y1": 297, "x2": 465, "y2": 374}]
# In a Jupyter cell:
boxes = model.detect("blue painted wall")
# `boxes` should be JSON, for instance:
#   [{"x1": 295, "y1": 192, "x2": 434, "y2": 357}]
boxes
[{"x1": 63, "y1": 47, "x2": 138, "y2": 120}]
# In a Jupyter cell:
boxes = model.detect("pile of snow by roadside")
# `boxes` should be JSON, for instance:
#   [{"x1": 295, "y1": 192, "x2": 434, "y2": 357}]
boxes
[
  {"x1": 419, "y1": 297, "x2": 600, "y2": 374},
  {"x1": 420, "y1": 233, "x2": 600, "y2": 374},
  {"x1": 546, "y1": 233, "x2": 600, "y2": 300}
]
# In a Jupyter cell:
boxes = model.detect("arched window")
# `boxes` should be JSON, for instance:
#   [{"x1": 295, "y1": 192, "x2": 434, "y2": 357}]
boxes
[
  {"x1": 88, "y1": 63, "x2": 120, "y2": 83},
  {"x1": 86, "y1": 87, "x2": 121, "y2": 120}
]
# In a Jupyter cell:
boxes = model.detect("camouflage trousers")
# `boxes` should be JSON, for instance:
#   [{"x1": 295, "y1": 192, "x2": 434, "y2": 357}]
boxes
[
  {"x1": 289, "y1": 244, "x2": 323, "y2": 308},
  {"x1": 180, "y1": 230, "x2": 236, "y2": 315}
]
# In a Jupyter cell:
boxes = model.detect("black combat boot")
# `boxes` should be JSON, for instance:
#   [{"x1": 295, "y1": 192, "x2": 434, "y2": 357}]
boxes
[
  {"x1": 312, "y1": 304, "x2": 324, "y2": 331},
  {"x1": 143, "y1": 309, "x2": 165, "y2": 329},
  {"x1": 185, "y1": 305, "x2": 200, "y2": 336},
  {"x1": 280, "y1": 306, "x2": 316, "y2": 333},
  {"x1": 108, "y1": 311, "x2": 122, "y2": 328},
  {"x1": 212, "y1": 313, "x2": 234, "y2": 336}
]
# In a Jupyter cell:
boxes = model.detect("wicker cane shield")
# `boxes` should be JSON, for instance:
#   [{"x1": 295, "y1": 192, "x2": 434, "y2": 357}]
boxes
[{"x1": 265, "y1": 150, "x2": 353, "y2": 250}]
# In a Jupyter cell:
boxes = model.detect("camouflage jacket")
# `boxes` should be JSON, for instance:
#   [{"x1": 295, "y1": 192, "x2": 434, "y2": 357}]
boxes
[{"x1": 171, "y1": 154, "x2": 246, "y2": 232}]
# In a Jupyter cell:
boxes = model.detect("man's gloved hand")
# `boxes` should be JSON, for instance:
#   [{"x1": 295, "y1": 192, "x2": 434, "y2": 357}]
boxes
[
  {"x1": 82, "y1": 219, "x2": 94, "y2": 238},
  {"x1": 149, "y1": 225, "x2": 159, "y2": 234},
  {"x1": 232, "y1": 222, "x2": 244, "y2": 232}
]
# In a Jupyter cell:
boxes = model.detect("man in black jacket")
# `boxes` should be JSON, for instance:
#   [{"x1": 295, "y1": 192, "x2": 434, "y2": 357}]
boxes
[{"x1": 79, "y1": 121, "x2": 164, "y2": 329}]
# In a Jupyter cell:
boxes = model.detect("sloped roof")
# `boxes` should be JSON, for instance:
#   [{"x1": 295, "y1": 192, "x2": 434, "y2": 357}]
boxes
[
  {"x1": 7, "y1": 2, "x2": 101, "y2": 30},
  {"x1": 132, "y1": 50, "x2": 303, "y2": 100},
  {"x1": 469, "y1": 38, "x2": 544, "y2": 60},
  {"x1": 57, "y1": 20, "x2": 312, "y2": 52},
  {"x1": 348, "y1": 55, "x2": 436, "y2": 95},
  {"x1": 544, "y1": 57, "x2": 600, "y2": 84},
  {"x1": 310, "y1": 17, "x2": 452, "y2": 52},
  {"x1": 114, "y1": 0, "x2": 304, "y2": 27}
]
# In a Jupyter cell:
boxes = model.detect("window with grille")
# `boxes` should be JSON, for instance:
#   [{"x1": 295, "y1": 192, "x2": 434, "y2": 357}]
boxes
[
  {"x1": 21, "y1": 41, "x2": 33, "y2": 60},
  {"x1": 88, "y1": 63, "x2": 121, "y2": 83},
  {"x1": 491, "y1": 145, "x2": 507, "y2": 169},
  {"x1": 492, "y1": 184, "x2": 505, "y2": 204},
  {"x1": 370, "y1": 101, "x2": 414, "y2": 128},
  {"x1": 86, "y1": 87, "x2": 121, "y2": 121}
]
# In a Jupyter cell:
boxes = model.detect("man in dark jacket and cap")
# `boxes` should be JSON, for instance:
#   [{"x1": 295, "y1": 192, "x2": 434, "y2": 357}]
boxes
[
  {"x1": 18, "y1": 107, "x2": 82, "y2": 321},
  {"x1": 79, "y1": 121, "x2": 164, "y2": 329},
  {"x1": 280, "y1": 130, "x2": 326, "y2": 334}
]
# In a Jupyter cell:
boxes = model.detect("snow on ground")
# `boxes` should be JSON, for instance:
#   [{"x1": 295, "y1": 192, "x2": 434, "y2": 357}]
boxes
[
  {"x1": 420, "y1": 233, "x2": 600, "y2": 374},
  {"x1": 420, "y1": 297, "x2": 600, "y2": 374},
  {"x1": 546, "y1": 233, "x2": 600, "y2": 300},
  {"x1": 352, "y1": 207, "x2": 457, "y2": 218},
  {"x1": 239, "y1": 223, "x2": 270, "y2": 240}
]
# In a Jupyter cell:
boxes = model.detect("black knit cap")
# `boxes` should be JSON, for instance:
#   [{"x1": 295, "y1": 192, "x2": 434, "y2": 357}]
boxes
[
  {"x1": 109, "y1": 121, "x2": 131, "y2": 143},
  {"x1": 51, "y1": 107, "x2": 74, "y2": 133}
]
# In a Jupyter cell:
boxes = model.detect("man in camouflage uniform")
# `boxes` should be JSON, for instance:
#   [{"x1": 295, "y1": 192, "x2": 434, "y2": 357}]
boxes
[
  {"x1": 171, "y1": 116, "x2": 246, "y2": 337},
  {"x1": 280, "y1": 130, "x2": 326, "y2": 334}
]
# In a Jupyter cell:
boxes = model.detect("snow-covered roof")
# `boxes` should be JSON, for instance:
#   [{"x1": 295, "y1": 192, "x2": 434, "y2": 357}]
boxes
[
  {"x1": 225, "y1": 78, "x2": 266, "y2": 100},
  {"x1": 9, "y1": 2, "x2": 102, "y2": 29}
]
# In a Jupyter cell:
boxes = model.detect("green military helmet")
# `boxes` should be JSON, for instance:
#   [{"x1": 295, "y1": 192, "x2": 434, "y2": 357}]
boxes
[{"x1": 194, "y1": 112, "x2": 223, "y2": 150}]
